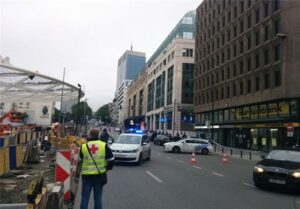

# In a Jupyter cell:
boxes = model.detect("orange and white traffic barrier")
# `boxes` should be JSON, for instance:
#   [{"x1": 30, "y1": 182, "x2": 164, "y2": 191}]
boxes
[
  {"x1": 191, "y1": 152, "x2": 196, "y2": 164},
  {"x1": 222, "y1": 153, "x2": 228, "y2": 163},
  {"x1": 55, "y1": 150, "x2": 71, "y2": 202}
]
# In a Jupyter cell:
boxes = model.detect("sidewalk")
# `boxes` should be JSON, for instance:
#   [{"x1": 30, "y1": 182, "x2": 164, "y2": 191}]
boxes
[{"x1": 212, "y1": 145, "x2": 263, "y2": 161}]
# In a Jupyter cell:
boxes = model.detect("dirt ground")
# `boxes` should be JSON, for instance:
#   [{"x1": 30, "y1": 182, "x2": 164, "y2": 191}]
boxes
[{"x1": 0, "y1": 151, "x2": 56, "y2": 204}]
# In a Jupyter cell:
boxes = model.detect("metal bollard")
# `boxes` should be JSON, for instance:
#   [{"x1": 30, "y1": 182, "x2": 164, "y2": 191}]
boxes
[
  {"x1": 240, "y1": 150, "x2": 243, "y2": 158},
  {"x1": 222, "y1": 147, "x2": 224, "y2": 153},
  {"x1": 214, "y1": 145, "x2": 216, "y2": 152},
  {"x1": 230, "y1": 149, "x2": 233, "y2": 156},
  {"x1": 249, "y1": 151, "x2": 252, "y2": 160}
]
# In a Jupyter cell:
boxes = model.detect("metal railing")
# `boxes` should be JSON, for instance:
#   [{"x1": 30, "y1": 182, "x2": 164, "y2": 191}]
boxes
[{"x1": 211, "y1": 140, "x2": 265, "y2": 161}]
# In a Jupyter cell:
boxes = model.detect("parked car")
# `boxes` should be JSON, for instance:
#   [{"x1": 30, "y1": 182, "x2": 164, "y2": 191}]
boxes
[
  {"x1": 153, "y1": 135, "x2": 172, "y2": 146},
  {"x1": 253, "y1": 149, "x2": 300, "y2": 190},
  {"x1": 110, "y1": 133, "x2": 151, "y2": 165},
  {"x1": 163, "y1": 138, "x2": 213, "y2": 154}
]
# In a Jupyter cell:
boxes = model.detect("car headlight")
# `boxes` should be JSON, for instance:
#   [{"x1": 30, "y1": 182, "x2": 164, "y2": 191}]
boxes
[
  {"x1": 292, "y1": 171, "x2": 300, "y2": 178},
  {"x1": 254, "y1": 165, "x2": 264, "y2": 173}
]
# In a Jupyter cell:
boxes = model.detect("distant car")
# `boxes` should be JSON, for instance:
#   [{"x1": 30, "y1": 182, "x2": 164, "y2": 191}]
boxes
[
  {"x1": 110, "y1": 133, "x2": 151, "y2": 165},
  {"x1": 153, "y1": 135, "x2": 172, "y2": 146},
  {"x1": 253, "y1": 149, "x2": 300, "y2": 190},
  {"x1": 114, "y1": 127, "x2": 121, "y2": 132},
  {"x1": 163, "y1": 138, "x2": 213, "y2": 154}
]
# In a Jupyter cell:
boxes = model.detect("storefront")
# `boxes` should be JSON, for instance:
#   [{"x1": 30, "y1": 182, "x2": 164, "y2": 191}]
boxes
[{"x1": 195, "y1": 98, "x2": 300, "y2": 152}]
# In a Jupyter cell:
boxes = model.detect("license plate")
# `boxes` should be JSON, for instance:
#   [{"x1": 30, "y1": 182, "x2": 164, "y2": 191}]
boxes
[
  {"x1": 268, "y1": 179, "x2": 286, "y2": 184},
  {"x1": 115, "y1": 153, "x2": 124, "y2": 158}
]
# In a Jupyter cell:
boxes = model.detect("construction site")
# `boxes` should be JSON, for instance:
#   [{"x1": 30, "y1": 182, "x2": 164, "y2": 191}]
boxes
[{"x1": 0, "y1": 57, "x2": 85, "y2": 209}]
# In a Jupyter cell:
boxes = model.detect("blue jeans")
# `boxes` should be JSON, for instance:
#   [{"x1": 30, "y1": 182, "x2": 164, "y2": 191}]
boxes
[{"x1": 80, "y1": 176, "x2": 103, "y2": 209}]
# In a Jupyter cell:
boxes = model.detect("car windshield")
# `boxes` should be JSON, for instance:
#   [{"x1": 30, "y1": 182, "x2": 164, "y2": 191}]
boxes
[
  {"x1": 114, "y1": 135, "x2": 141, "y2": 144},
  {"x1": 266, "y1": 150, "x2": 300, "y2": 162}
]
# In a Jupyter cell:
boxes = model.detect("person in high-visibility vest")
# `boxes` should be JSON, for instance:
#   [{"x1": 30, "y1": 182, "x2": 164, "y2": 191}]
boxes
[{"x1": 79, "y1": 128, "x2": 114, "y2": 209}]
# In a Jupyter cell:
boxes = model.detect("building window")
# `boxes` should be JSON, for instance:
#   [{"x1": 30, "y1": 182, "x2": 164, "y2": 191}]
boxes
[
  {"x1": 221, "y1": 87, "x2": 224, "y2": 99},
  {"x1": 240, "y1": 61, "x2": 244, "y2": 74},
  {"x1": 183, "y1": 32, "x2": 193, "y2": 39},
  {"x1": 221, "y1": 69, "x2": 225, "y2": 81},
  {"x1": 228, "y1": 12, "x2": 231, "y2": 23},
  {"x1": 264, "y1": 73, "x2": 270, "y2": 89},
  {"x1": 274, "y1": 70, "x2": 281, "y2": 87},
  {"x1": 248, "y1": 14, "x2": 251, "y2": 29},
  {"x1": 182, "y1": 48, "x2": 193, "y2": 57},
  {"x1": 255, "y1": 53, "x2": 260, "y2": 68},
  {"x1": 240, "y1": 81, "x2": 244, "y2": 95},
  {"x1": 247, "y1": 57, "x2": 251, "y2": 71},
  {"x1": 264, "y1": 25, "x2": 269, "y2": 41},
  {"x1": 264, "y1": 2, "x2": 269, "y2": 18},
  {"x1": 255, "y1": 31, "x2": 260, "y2": 46},
  {"x1": 233, "y1": 64, "x2": 237, "y2": 76},
  {"x1": 227, "y1": 67, "x2": 230, "y2": 79},
  {"x1": 227, "y1": 30, "x2": 231, "y2": 41},
  {"x1": 240, "y1": 20, "x2": 244, "y2": 33},
  {"x1": 264, "y1": 49, "x2": 269, "y2": 65},
  {"x1": 234, "y1": 44, "x2": 237, "y2": 57},
  {"x1": 274, "y1": 44, "x2": 280, "y2": 61},
  {"x1": 240, "y1": 1, "x2": 244, "y2": 13},
  {"x1": 274, "y1": 19, "x2": 280, "y2": 35},
  {"x1": 247, "y1": 79, "x2": 251, "y2": 93},
  {"x1": 227, "y1": 48, "x2": 231, "y2": 60},
  {"x1": 226, "y1": 86, "x2": 230, "y2": 98},
  {"x1": 255, "y1": 76, "x2": 260, "y2": 91},
  {"x1": 256, "y1": 9, "x2": 260, "y2": 23},
  {"x1": 234, "y1": 6, "x2": 237, "y2": 18},
  {"x1": 234, "y1": 25, "x2": 237, "y2": 37},
  {"x1": 233, "y1": 83, "x2": 237, "y2": 96},
  {"x1": 240, "y1": 41, "x2": 244, "y2": 54},
  {"x1": 247, "y1": 36, "x2": 251, "y2": 50},
  {"x1": 274, "y1": 0, "x2": 279, "y2": 11}
]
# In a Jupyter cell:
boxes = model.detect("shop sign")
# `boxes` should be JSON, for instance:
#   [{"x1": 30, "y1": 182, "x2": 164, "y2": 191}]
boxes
[{"x1": 287, "y1": 123, "x2": 294, "y2": 137}]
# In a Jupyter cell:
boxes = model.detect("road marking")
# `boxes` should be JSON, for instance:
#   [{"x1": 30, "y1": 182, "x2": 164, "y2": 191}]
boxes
[
  {"x1": 212, "y1": 172, "x2": 224, "y2": 177},
  {"x1": 177, "y1": 160, "x2": 184, "y2": 164},
  {"x1": 193, "y1": 166, "x2": 202, "y2": 170},
  {"x1": 243, "y1": 183, "x2": 255, "y2": 188},
  {"x1": 146, "y1": 171, "x2": 162, "y2": 183},
  {"x1": 166, "y1": 156, "x2": 172, "y2": 159}
]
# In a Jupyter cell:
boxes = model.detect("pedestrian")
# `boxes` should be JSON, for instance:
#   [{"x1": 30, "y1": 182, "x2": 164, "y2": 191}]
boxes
[
  {"x1": 182, "y1": 132, "x2": 187, "y2": 139},
  {"x1": 80, "y1": 128, "x2": 114, "y2": 209},
  {"x1": 100, "y1": 128, "x2": 109, "y2": 143}
]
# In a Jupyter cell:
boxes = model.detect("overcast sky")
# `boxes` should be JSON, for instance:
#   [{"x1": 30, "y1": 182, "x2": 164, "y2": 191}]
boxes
[{"x1": 0, "y1": 0, "x2": 202, "y2": 111}]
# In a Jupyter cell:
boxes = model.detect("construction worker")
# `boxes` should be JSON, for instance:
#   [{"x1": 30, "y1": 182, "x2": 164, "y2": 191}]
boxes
[{"x1": 79, "y1": 128, "x2": 114, "y2": 209}]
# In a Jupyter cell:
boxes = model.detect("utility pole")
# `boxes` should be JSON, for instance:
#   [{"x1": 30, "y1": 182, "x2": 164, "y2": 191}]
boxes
[{"x1": 75, "y1": 84, "x2": 81, "y2": 135}]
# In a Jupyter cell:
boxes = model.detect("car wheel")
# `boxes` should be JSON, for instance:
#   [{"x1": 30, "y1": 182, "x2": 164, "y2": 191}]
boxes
[
  {"x1": 137, "y1": 153, "x2": 143, "y2": 165},
  {"x1": 172, "y1": 146, "x2": 180, "y2": 153},
  {"x1": 201, "y1": 148, "x2": 209, "y2": 155}
]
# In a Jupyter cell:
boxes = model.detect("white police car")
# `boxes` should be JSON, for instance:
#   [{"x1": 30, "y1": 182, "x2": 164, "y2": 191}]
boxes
[
  {"x1": 110, "y1": 133, "x2": 151, "y2": 165},
  {"x1": 163, "y1": 138, "x2": 213, "y2": 154}
]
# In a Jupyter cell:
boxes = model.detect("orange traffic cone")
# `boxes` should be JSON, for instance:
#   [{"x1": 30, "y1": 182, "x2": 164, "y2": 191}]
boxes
[
  {"x1": 222, "y1": 153, "x2": 228, "y2": 163},
  {"x1": 191, "y1": 152, "x2": 196, "y2": 164}
]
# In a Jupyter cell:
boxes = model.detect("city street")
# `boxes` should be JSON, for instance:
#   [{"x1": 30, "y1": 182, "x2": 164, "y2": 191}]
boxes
[{"x1": 74, "y1": 144, "x2": 300, "y2": 209}]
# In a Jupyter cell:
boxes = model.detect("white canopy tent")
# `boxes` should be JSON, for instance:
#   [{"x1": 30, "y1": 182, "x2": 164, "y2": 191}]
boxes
[{"x1": 0, "y1": 57, "x2": 84, "y2": 103}]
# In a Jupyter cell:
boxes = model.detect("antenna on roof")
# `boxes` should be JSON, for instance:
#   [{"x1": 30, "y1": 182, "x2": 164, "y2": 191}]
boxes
[{"x1": 131, "y1": 43, "x2": 133, "y2": 51}]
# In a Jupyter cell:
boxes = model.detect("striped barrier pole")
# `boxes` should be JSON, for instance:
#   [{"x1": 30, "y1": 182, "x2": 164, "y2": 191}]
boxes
[{"x1": 55, "y1": 150, "x2": 71, "y2": 203}]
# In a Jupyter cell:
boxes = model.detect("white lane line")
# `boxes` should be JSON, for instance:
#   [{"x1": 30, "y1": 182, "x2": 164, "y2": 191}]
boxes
[
  {"x1": 146, "y1": 171, "x2": 163, "y2": 183},
  {"x1": 243, "y1": 183, "x2": 255, "y2": 188},
  {"x1": 212, "y1": 172, "x2": 224, "y2": 177},
  {"x1": 177, "y1": 160, "x2": 184, "y2": 164},
  {"x1": 193, "y1": 166, "x2": 202, "y2": 170},
  {"x1": 166, "y1": 156, "x2": 172, "y2": 159}
]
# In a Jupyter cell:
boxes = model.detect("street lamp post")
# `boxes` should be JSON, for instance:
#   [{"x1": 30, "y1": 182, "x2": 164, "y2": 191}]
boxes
[{"x1": 75, "y1": 84, "x2": 81, "y2": 135}]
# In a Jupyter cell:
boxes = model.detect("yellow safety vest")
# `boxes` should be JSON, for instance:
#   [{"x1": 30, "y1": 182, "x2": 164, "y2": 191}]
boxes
[{"x1": 81, "y1": 141, "x2": 107, "y2": 175}]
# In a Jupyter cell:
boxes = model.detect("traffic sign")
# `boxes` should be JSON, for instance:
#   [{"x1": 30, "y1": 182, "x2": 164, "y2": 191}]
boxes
[{"x1": 287, "y1": 123, "x2": 294, "y2": 137}]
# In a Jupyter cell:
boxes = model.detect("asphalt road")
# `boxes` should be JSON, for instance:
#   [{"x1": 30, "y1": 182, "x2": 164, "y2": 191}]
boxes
[{"x1": 74, "y1": 143, "x2": 300, "y2": 209}]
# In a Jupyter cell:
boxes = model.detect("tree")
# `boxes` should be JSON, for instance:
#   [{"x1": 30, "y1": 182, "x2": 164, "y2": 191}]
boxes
[
  {"x1": 71, "y1": 101, "x2": 93, "y2": 125},
  {"x1": 95, "y1": 104, "x2": 111, "y2": 125}
]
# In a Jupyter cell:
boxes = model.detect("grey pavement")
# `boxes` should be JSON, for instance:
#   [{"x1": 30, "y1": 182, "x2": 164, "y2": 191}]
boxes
[{"x1": 73, "y1": 143, "x2": 299, "y2": 209}]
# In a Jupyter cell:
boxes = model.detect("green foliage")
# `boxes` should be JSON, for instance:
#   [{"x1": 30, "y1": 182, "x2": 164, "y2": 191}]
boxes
[
  {"x1": 71, "y1": 101, "x2": 93, "y2": 124},
  {"x1": 95, "y1": 104, "x2": 111, "y2": 124}
]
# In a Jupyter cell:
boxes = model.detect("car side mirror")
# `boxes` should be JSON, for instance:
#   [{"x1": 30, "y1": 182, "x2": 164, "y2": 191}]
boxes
[
  {"x1": 261, "y1": 154, "x2": 266, "y2": 159},
  {"x1": 142, "y1": 142, "x2": 148, "y2": 145},
  {"x1": 181, "y1": 141, "x2": 185, "y2": 144}
]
